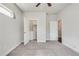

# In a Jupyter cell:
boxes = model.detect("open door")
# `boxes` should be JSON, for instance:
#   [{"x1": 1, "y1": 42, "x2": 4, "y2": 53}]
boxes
[
  {"x1": 24, "y1": 17, "x2": 30, "y2": 45},
  {"x1": 58, "y1": 20, "x2": 62, "y2": 43}
]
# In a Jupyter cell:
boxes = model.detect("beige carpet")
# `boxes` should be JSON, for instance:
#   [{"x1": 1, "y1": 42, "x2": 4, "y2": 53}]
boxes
[{"x1": 7, "y1": 40, "x2": 79, "y2": 56}]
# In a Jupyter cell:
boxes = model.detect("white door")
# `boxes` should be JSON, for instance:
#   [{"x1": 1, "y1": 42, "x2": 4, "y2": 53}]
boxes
[
  {"x1": 50, "y1": 21, "x2": 58, "y2": 40},
  {"x1": 24, "y1": 17, "x2": 30, "y2": 45}
]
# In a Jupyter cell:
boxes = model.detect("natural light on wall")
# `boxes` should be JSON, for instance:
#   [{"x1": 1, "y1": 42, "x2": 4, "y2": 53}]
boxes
[{"x1": 0, "y1": 3, "x2": 15, "y2": 18}]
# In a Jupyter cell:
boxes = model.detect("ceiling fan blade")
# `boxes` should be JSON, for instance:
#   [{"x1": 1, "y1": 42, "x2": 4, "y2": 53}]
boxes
[
  {"x1": 47, "y1": 3, "x2": 52, "y2": 7},
  {"x1": 36, "y1": 3, "x2": 41, "y2": 7}
]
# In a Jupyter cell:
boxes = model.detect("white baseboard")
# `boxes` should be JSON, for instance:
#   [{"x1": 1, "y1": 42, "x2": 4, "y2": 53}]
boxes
[
  {"x1": 62, "y1": 42, "x2": 79, "y2": 53},
  {"x1": 24, "y1": 40, "x2": 30, "y2": 45},
  {"x1": 3, "y1": 42, "x2": 21, "y2": 56},
  {"x1": 46, "y1": 39, "x2": 50, "y2": 40},
  {"x1": 37, "y1": 40, "x2": 46, "y2": 42}
]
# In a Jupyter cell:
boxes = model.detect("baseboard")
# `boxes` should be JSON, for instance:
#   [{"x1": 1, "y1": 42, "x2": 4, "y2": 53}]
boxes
[
  {"x1": 46, "y1": 39, "x2": 50, "y2": 40},
  {"x1": 62, "y1": 42, "x2": 79, "y2": 53},
  {"x1": 24, "y1": 40, "x2": 30, "y2": 45},
  {"x1": 3, "y1": 42, "x2": 21, "y2": 56},
  {"x1": 37, "y1": 40, "x2": 46, "y2": 42},
  {"x1": 50, "y1": 37, "x2": 58, "y2": 41}
]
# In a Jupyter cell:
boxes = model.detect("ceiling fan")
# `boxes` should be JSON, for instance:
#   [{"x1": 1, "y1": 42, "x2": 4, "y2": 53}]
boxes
[{"x1": 36, "y1": 3, "x2": 52, "y2": 7}]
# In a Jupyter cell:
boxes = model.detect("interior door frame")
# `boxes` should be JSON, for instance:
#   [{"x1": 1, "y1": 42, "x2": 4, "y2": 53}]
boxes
[{"x1": 58, "y1": 19, "x2": 62, "y2": 43}]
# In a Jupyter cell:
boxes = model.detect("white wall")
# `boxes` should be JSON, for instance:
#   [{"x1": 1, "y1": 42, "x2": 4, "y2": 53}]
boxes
[
  {"x1": 58, "y1": 4, "x2": 79, "y2": 53},
  {"x1": 24, "y1": 12, "x2": 46, "y2": 42},
  {"x1": 46, "y1": 14, "x2": 57, "y2": 40},
  {"x1": 37, "y1": 13, "x2": 46, "y2": 42},
  {"x1": 0, "y1": 4, "x2": 23, "y2": 56}
]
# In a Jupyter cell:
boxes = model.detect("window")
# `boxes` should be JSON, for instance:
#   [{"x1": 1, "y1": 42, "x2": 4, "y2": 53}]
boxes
[{"x1": 0, "y1": 4, "x2": 15, "y2": 18}]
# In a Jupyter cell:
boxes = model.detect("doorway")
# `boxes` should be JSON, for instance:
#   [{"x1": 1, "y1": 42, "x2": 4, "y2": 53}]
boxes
[
  {"x1": 30, "y1": 20, "x2": 37, "y2": 41},
  {"x1": 58, "y1": 20, "x2": 62, "y2": 43}
]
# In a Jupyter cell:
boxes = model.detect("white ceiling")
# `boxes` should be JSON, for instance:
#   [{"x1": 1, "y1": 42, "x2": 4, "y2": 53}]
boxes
[{"x1": 16, "y1": 3, "x2": 71, "y2": 14}]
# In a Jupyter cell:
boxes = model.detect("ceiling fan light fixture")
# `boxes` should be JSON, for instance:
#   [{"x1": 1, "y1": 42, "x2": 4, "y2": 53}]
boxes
[
  {"x1": 36, "y1": 3, "x2": 41, "y2": 7},
  {"x1": 47, "y1": 3, "x2": 52, "y2": 7},
  {"x1": 36, "y1": 3, "x2": 52, "y2": 7}
]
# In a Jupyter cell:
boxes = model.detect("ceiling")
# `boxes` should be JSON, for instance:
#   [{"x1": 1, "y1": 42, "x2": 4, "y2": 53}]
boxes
[{"x1": 16, "y1": 3, "x2": 71, "y2": 14}]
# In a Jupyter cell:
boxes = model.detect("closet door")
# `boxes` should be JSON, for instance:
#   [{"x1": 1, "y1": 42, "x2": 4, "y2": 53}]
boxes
[{"x1": 50, "y1": 21, "x2": 58, "y2": 40}]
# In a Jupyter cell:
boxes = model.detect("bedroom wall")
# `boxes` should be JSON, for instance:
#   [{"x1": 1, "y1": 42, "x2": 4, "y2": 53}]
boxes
[
  {"x1": 58, "y1": 4, "x2": 79, "y2": 53},
  {"x1": 0, "y1": 4, "x2": 23, "y2": 56}
]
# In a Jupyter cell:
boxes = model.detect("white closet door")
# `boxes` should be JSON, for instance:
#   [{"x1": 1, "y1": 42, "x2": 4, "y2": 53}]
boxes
[{"x1": 50, "y1": 21, "x2": 58, "y2": 40}]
